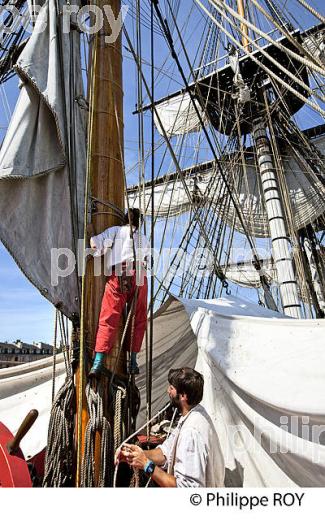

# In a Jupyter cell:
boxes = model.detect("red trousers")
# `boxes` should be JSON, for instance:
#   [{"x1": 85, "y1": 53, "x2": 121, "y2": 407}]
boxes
[{"x1": 95, "y1": 270, "x2": 147, "y2": 354}]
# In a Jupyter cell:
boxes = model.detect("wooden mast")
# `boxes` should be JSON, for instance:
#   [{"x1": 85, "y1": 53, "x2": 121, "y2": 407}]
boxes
[
  {"x1": 86, "y1": 0, "x2": 125, "y2": 374},
  {"x1": 237, "y1": 0, "x2": 250, "y2": 49},
  {"x1": 76, "y1": 0, "x2": 125, "y2": 486}
]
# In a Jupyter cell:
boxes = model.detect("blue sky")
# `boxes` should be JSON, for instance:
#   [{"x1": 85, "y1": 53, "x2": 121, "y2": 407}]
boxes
[
  {"x1": 0, "y1": 0, "x2": 324, "y2": 343},
  {"x1": 0, "y1": 243, "x2": 54, "y2": 343}
]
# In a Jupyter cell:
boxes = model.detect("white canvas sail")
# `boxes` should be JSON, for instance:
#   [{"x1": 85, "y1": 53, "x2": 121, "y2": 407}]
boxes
[
  {"x1": 128, "y1": 134, "x2": 325, "y2": 237},
  {"x1": 139, "y1": 296, "x2": 325, "y2": 486},
  {"x1": 2, "y1": 296, "x2": 325, "y2": 486},
  {"x1": 0, "y1": 0, "x2": 86, "y2": 317}
]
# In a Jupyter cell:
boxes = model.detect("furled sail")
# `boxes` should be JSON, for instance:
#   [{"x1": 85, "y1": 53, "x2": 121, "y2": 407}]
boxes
[
  {"x1": 222, "y1": 258, "x2": 276, "y2": 288},
  {"x1": 154, "y1": 92, "x2": 207, "y2": 137},
  {"x1": 0, "y1": 0, "x2": 86, "y2": 317},
  {"x1": 128, "y1": 133, "x2": 325, "y2": 237}
]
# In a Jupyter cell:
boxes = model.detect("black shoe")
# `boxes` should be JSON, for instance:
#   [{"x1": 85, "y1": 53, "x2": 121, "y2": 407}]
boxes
[
  {"x1": 129, "y1": 364, "x2": 140, "y2": 375},
  {"x1": 129, "y1": 352, "x2": 139, "y2": 375},
  {"x1": 89, "y1": 365, "x2": 102, "y2": 378}
]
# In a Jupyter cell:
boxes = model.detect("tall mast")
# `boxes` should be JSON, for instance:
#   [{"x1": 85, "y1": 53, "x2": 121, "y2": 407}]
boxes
[
  {"x1": 235, "y1": 0, "x2": 301, "y2": 317},
  {"x1": 76, "y1": 0, "x2": 125, "y2": 486},
  {"x1": 237, "y1": 0, "x2": 250, "y2": 49},
  {"x1": 86, "y1": 0, "x2": 125, "y2": 374},
  {"x1": 253, "y1": 119, "x2": 302, "y2": 318}
]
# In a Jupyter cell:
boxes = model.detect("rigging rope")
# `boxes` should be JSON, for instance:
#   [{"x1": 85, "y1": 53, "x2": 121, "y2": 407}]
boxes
[
  {"x1": 147, "y1": 0, "x2": 155, "y2": 428},
  {"x1": 226, "y1": 0, "x2": 325, "y2": 74},
  {"x1": 263, "y1": 0, "x2": 293, "y2": 30},
  {"x1": 123, "y1": 25, "x2": 229, "y2": 282},
  {"x1": 113, "y1": 384, "x2": 127, "y2": 452},
  {"x1": 150, "y1": 1, "x2": 276, "y2": 284},
  {"x1": 296, "y1": 0, "x2": 325, "y2": 24},
  {"x1": 51, "y1": 309, "x2": 59, "y2": 403},
  {"x1": 250, "y1": 0, "x2": 325, "y2": 69},
  {"x1": 75, "y1": 15, "x2": 98, "y2": 486},
  {"x1": 218, "y1": 0, "x2": 325, "y2": 77}
]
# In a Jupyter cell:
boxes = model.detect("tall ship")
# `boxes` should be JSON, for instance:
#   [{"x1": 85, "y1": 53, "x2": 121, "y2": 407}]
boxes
[{"x1": 0, "y1": 0, "x2": 325, "y2": 487}]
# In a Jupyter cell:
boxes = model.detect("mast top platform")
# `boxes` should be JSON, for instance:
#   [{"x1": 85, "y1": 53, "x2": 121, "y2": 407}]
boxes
[{"x1": 142, "y1": 23, "x2": 324, "y2": 136}]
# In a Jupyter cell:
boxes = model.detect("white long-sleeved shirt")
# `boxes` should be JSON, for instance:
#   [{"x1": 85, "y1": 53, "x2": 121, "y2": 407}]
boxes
[
  {"x1": 90, "y1": 225, "x2": 150, "y2": 271},
  {"x1": 160, "y1": 404, "x2": 225, "y2": 487}
]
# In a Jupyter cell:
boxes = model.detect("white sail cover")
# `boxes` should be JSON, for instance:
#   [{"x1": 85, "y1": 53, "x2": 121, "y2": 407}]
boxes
[
  {"x1": 0, "y1": 355, "x2": 66, "y2": 458},
  {"x1": 2, "y1": 296, "x2": 325, "y2": 486},
  {"x1": 154, "y1": 92, "x2": 208, "y2": 137},
  {"x1": 128, "y1": 135, "x2": 325, "y2": 237},
  {"x1": 0, "y1": 0, "x2": 86, "y2": 317},
  {"x1": 138, "y1": 296, "x2": 325, "y2": 486},
  {"x1": 186, "y1": 298, "x2": 325, "y2": 486}
]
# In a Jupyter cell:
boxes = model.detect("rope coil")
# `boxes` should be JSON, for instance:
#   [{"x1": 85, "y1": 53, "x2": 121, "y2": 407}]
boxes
[
  {"x1": 80, "y1": 382, "x2": 113, "y2": 487},
  {"x1": 43, "y1": 376, "x2": 75, "y2": 487}
]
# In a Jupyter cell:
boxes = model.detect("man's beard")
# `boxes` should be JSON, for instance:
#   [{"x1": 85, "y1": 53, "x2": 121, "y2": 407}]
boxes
[{"x1": 169, "y1": 393, "x2": 181, "y2": 411}]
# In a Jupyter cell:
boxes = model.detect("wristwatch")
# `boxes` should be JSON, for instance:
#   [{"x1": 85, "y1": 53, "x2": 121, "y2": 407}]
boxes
[{"x1": 144, "y1": 459, "x2": 156, "y2": 477}]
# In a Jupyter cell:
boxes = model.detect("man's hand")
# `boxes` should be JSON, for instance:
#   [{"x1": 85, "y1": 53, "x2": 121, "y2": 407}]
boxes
[
  {"x1": 114, "y1": 444, "x2": 177, "y2": 487},
  {"x1": 128, "y1": 445, "x2": 149, "y2": 470},
  {"x1": 115, "y1": 444, "x2": 132, "y2": 465},
  {"x1": 115, "y1": 443, "x2": 148, "y2": 470}
]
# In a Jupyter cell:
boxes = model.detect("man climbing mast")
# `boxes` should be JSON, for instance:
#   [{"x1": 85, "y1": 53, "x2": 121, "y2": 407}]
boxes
[{"x1": 89, "y1": 208, "x2": 150, "y2": 377}]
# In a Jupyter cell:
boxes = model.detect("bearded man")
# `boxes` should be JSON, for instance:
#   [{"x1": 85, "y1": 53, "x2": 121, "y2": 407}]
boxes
[{"x1": 115, "y1": 367, "x2": 225, "y2": 487}]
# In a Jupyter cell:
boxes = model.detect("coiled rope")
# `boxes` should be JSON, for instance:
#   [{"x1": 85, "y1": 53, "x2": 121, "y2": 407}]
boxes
[
  {"x1": 80, "y1": 382, "x2": 113, "y2": 487},
  {"x1": 113, "y1": 385, "x2": 127, "y2": 452},
  {"x1": 43, "y1": 376, "x2": 75, "y2": 487}
]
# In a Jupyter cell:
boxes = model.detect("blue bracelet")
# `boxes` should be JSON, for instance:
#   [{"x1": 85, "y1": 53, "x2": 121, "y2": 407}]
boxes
[{"x1": 144, "y1": 460, "x2": 152, "y2": 473}]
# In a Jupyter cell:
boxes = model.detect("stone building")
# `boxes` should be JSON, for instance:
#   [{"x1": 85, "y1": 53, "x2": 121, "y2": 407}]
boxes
[{"x1": 0, "y1": 339, "x2": 58, "y2": 368}]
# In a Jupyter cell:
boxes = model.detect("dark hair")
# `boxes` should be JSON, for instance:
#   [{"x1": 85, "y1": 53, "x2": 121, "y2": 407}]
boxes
[
  {"x1": 168, "y1": 367, "x2": 204, "y2": 406},
  {"x1": 123, "y1": 208, "x2": 141, "y2": 230}
]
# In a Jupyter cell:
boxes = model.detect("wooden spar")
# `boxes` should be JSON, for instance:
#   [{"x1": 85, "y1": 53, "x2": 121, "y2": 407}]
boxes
[
  {"x1": 237, "y1": 0, "x2": 250, "y2": 49},
  {"x1": 75, "y1": 0, "x2": 125, "y2": 486},
  {"x1": 85, "y1": 0, "x2": 125, "y2": 374}
]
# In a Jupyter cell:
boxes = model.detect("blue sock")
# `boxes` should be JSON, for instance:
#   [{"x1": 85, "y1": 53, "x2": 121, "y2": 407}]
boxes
[{"x1": 93, "y1": 352, "x2": 104, "y2": 367}]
